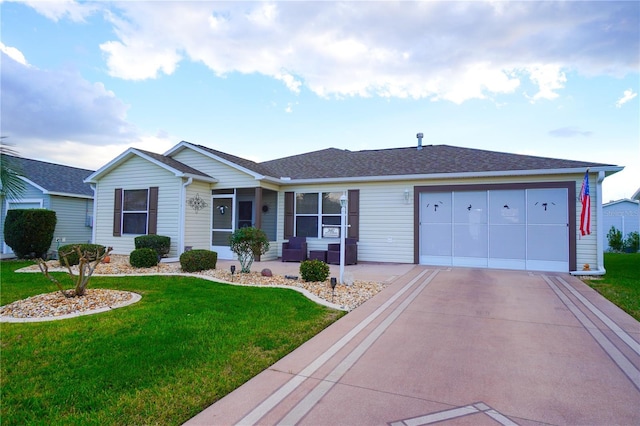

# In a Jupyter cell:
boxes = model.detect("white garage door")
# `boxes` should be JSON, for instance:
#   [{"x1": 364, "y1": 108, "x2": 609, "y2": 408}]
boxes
[{"x1": 419, "y1": 188, "x2": 569, "y2": 272}]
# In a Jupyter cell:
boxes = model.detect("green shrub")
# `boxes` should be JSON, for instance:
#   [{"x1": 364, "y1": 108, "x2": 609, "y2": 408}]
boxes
[
  {"x1": 58, "y1": 244, "x2": 107, "y2": 266},
  {"x1": 624, "y1": 231, "x2": 639, "y2": 252},
  {"x1": 130, "y1": 248, "x2": 159, "y2": 268},
  {"x1": 607, "y1": 226, "x2": 624, "y2": 252},
  {"x1": 229, "y1": 227, "x2": 270, "y2": 273},
  {"x1": 300, "y1": 259, "x2": 330, "y2": 282},
  {"x1": 4, "y1": 209, "x2": 56, "y2": 258},
  {"x1": 180, "y1": 249, "x2": 217, "y2": 272},
  {"x1": 134, "y1": 235, "x2": 171, "y2": 257}
]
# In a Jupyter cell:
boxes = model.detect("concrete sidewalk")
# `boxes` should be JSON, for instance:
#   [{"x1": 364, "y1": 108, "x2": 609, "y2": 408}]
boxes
[{"x1": 185, "y1": 266, "x2": 640, "y2": 426}]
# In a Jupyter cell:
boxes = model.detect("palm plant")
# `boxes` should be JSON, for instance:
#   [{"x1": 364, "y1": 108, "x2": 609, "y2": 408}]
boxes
[{"x1": 0, "y1": 138, "x2": 27, "y2": 201}]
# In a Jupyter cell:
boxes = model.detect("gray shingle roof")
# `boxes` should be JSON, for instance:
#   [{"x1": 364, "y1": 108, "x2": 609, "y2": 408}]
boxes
[
  {"x1": 258, "y1": 145, "x2": 613, "y2": 180},
  {"x1": 2, "y1": 155, "x2": 94, "y2": 197}
]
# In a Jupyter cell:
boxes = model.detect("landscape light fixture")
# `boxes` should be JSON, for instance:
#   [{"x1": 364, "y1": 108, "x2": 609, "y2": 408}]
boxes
[{"x1": 330, "y1": 277, "x2": 337, "y2": 302}]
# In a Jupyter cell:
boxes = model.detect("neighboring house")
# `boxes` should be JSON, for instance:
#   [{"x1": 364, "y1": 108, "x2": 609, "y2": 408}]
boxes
[
  {"x1": 603, "y1": 198, "x2": 639, "y2": 251},
  {"x1": 0, "y1": 155, "x2": 94, "y2": 258},
  {"x1": 85, "y1": 140, "x2": 622, "y2": 273}
]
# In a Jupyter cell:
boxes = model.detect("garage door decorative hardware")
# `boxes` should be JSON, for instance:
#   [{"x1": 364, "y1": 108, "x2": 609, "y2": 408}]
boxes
[
  {"x1": 535, "y1": 201, "x2": 556, "y2": 211},
  {"x1": 426, "y1": 202, "x2": 443, "y2": 211}
]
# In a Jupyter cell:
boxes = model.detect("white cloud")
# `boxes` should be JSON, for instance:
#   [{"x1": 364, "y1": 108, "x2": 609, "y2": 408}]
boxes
[
  {"x1": 526, "y1": 65, "x2": 567, "y2": 101},
  {"x1": 548, "y1": 127, "x2": 593, "y2": 138},
  {"x1": 17, "y1": 0, "x2": 98, "y2": 22},
  {"x1": 616, "y1": 89, "x2": 637, "y2": 108},
  {"x1": 0, "y1": 42, "x2": 28, "y2": 65},
  {"x1": 0, "y1": 50, "x2": 136, "y2": 149},
  {"x1": 21, "y1": 1, "x2": 640, "y2": 104},
  {"x1": 100, "y1": 40, "x2": 182, "y2": 80}
]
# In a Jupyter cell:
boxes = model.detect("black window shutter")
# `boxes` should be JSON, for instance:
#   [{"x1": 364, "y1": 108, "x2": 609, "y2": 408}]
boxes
[
  {"x1": 284, "y1": 191, "x2": 294, "y2": 238},
  {"x1": 113, "y1": 188, "x2": 122, "y2": 236},
  {"x1": 148, "y1": 187, "x2": 158, "y2": 235},
  {"x1": 348, "y1": 189, "x2": 359, "y2": 240}
]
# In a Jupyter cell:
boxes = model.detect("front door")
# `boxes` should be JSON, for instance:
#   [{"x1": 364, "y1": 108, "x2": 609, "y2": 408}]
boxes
[{"x1": 211, "y1": 195, "x2": 235, "y2": 259}]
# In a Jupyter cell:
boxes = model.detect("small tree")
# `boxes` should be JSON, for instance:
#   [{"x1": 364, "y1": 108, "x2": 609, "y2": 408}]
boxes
[
  {"x1": 624, "y1": 231, "x2": 639, "y2": 253},
  {"x1": 228, "y1": 227, "x2": 269, "y2": 273},
  {"x1": 607, "y1": 226, "x2": 624, "y2": 252},
  {"x1": 37, "y1": 245, "x2": 113, "y2": 297}
]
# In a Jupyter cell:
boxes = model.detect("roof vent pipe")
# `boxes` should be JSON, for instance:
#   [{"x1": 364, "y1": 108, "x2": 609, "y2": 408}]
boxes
[{"x1": 416, "y1": 133, "x2": 423, "y2": 150}]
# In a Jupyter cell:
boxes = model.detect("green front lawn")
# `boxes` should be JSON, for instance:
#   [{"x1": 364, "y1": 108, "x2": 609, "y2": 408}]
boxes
[
  {"x1": 0, "y1": 261, "x2": 343, "y2": 425},
  {"x1": 585, "y1": 252, "x2": 640, "y2": 322}
]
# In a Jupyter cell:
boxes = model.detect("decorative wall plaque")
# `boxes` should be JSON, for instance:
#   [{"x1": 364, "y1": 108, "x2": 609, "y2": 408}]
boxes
[{"x1": 187, "y1": 193, "x2": 208, "y2": 213}]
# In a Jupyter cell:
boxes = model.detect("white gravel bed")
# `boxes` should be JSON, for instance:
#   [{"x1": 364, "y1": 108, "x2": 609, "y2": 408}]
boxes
[{"x1": 2, "y1": 256, "x2": 387, "y2": 320}]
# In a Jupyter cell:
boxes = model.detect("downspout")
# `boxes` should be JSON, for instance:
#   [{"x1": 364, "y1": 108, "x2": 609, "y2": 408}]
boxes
[
  {"x1": 179, "y1": 177, "x2": 193, "y2": 257},
  {"x1": 571, "y1": 171, "x2": 607, "y2": 276},
  {"x1": 90, "y1": 184, "x2": 97, "y2": 244}
]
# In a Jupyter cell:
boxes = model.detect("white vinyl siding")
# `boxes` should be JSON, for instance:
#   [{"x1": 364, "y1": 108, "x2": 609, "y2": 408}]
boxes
[
  {"x1": 172, "y1": 149, "x2": 258, "y2": 188},
  {"x1": 49, "y1": 196, "x2": 93, "y2": 249},
  {"x1": 93, "y1": 156, "x2": 182, "y2": 256},
  {"x1": 184, "y1": 181, "x2": 212, "y2": 251},
  {"x1": 358, "y1": 183, "x2": 414, "y2": 263},
  {"x1": 277, "y1": 182, "x2": 415, "y2": 263},
  {"x1": 575, "y1": 174, "x2": 598, "y2": 268}
]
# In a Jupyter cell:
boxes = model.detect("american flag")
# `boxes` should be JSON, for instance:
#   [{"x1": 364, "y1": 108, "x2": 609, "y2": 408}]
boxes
[{"x1": 579, "y1": 170, "x2": 591, "y2": 236}]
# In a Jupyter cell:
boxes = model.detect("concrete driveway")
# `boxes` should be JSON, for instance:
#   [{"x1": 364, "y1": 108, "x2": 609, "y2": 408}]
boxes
[{"x1": 185, "y1": 266, "x2": 640, "y2": 425}]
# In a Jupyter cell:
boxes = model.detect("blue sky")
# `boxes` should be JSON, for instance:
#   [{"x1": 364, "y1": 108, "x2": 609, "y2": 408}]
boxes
[{"x1": 1, "y1": 0, "x2": 638, "y2": 201}]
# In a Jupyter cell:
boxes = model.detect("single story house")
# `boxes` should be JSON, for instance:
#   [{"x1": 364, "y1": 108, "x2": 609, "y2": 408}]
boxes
[
  {"x1": 1, "y1": 155, "x2": 95, "y2": 258},
  {"x1": 602, "y1": 198, "x2": 639, "y2": 251},
  {"x1": 84, "y1": 140, "x2": 622, "y2": 274}
]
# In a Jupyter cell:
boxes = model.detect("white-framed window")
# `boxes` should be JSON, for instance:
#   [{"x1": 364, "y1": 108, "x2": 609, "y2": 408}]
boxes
[
  {"x1": 122, "y1": 189, "x2": 149, "y2": 234},
  {"x1": 295, "y1": 192, "x2": 342, "y2": 238}
]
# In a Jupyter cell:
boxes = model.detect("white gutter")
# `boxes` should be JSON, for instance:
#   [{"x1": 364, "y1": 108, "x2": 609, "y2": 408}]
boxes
[
  {"x1": 571, "y1": 170, "x2": 607, "y2": 277},
  {"x1": 179, "y1": 177, "x2": 193, "y2": 256},
  {"x1": 43, "y1": 191, "x2": 94, "y2": 199},
  {"x1": 182, "y1": 173, "x2": 218, "y2": 183},
  {"x1": 259, "y1": 166, "x2": 624, "y2": 186},
  {"x1": 17, "y1": 176, "x2": 93, "y2": 199}
]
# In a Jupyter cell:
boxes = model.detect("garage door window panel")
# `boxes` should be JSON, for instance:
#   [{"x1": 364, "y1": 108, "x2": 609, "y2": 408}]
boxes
[
  {"x1": 453, "y1": 191, "x2": 487, "y2": 259},
  {"x1": 526, "y1": 188, "x2": 569, "y2": 266},
  {"x1": 421, "y1": 193, "x2": 452, "y2": 258},
  {"x1": 489, "y1": 190, "x2": 526, "y2": 260}
]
